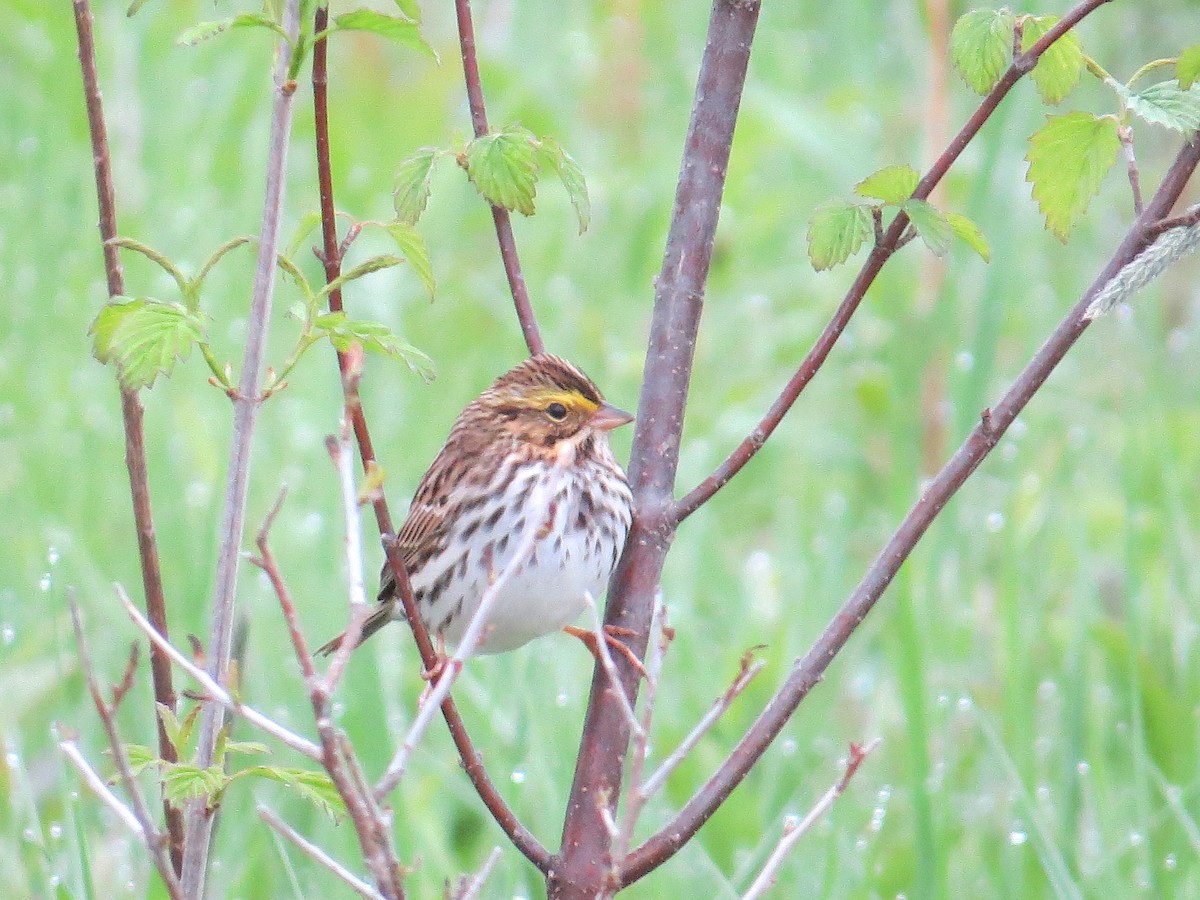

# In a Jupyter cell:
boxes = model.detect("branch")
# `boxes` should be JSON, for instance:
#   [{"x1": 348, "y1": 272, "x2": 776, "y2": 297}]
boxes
[
  {"x1": 311, "y1": 11, "x2": 550, "y2": 871},
  {"x1": 449, "y1": 847, "x2": 503, "y2": 900},
  {"x1": 60, "y1": 740, "x2": 146, "y2": 838},
  {"x1": 453, "y1": 0, "x2": 544, "y2": 355},
  {"x1": 672, "y1": 0, "x2": 1116, "y2": 523},
  {"x1": 259, "y1": 806, "x2": 385, "y2": 900},
  {"x1": 119, "y1": 585, "x2": 323, "y2": 761},
  {"x1": 740, "y1": 740, "x2": 880, "y2": 900},
  {"x1": 182, "y1": 2, "x2": 303, "y2": 892},
  {"x1": 551, "y1": 2, "x2": 762, "y2": 896},
  {"x1": 66, "y1": 594, "x2": 183, "y2": 899},
  {"x1": 623, "y1": 136, "x2": 1200, "y2": 886},
  {"x1": 70, "y1": 0, "x2": 183, "y2": 869}
]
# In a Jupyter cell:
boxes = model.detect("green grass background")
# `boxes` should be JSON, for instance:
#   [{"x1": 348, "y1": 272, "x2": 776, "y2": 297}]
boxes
[{"x1": 4, "y1": 0, "x2": 1200, "y2": 897}]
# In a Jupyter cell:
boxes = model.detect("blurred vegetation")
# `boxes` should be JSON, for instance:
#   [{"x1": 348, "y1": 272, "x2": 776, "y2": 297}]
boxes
[{"x1": 3, "y1": 0, "x2": 1200, "y2": 897}]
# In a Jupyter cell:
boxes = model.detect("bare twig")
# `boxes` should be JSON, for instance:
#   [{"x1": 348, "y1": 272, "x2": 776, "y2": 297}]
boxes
[
  {"x1": 310, "y1": 12, "x2": 548, "y2": 870},
  {"x1": 453, "y1": 0, "x2": 544, "y2": 355},
  {"x1": 449, "y1": 846, "x2": 503, "y2": 900},
  {"x1": 1119, "y1": 124, "x2": 1145, "y2": 216},
  {"x1": 672, "y1": 0, "x2": 1116, "y2": 523},
  {"x1": 60, "y1": 740, "x2": 146, "y2": 839},
  {"x1": 119, "y1": 585, "x2": 322, "y2": 761},
  {"x1": 740, "y1": 740, "x2": 880, "y2": 900},
  {"x1": 583, "y1": 592, "x2": 644, "y2": 741},
  {"x1": 71, "y1": 0, "x2": 182, "y2": 869},
  {"x1": 259, "y1": 806, "x2": 385, "y2": 900},
  {"x1": 182, "y1": 1, "x2": 305, "y2": 892},
  {"x1": 374, "y1": 481, "x2": 552, "y2": 798},
  {"x1": 67, "y1": 594, "x2": 183, "y2": 899},
  {"x1": 551, "y1": 3, "x2": 763, "y2": 896},
  {"x1": 641, "y1": 652, "x2": 765, "y2": 800},
  {"x1": 623, "y1": 136, "x2": 1200, "y2": 887}
]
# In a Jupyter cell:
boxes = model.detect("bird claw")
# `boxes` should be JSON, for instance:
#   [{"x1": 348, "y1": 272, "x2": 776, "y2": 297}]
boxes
[{"x1": 565, "y1": 624, "x2": 648, "y2": 680}]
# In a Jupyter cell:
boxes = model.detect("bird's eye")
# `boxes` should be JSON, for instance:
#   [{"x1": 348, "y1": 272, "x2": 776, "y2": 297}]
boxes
[{"x1": 546, "y1": 402, "x2": 568, "y2": 421}]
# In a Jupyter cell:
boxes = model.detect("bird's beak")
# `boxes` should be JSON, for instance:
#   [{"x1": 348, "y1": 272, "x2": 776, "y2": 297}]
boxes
[{"x1": 589, "y1": 401, "x2": 635, "y2": 431}]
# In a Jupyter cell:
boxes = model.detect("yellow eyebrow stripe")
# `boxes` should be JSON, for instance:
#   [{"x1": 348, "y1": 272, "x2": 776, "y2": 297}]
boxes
[{"x1": 525, "y1": 388, "x2": 599, "y2": 413}]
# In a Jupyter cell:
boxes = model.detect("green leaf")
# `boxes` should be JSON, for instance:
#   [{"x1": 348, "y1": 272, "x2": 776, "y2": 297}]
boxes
[
  {"x1": 950, "y1": 8, "x2": 1015, "y2": 95},
  {"x1": 1124, "y1": 82, "x2": 1200, "y2": 133},
  {"x1": 855, "y1": 164, "x2": 920, "y2": 204},
  {"x1": 1179, "y1": 45, "x2": 1200, "y2": 91},
  {"x1": 90, "y1": 298, "x2": 206, "y2": 390},
  {"x1": 534, "y1": 136, "x2": 591, "y2": 234},
  {"x1": 155, "y1": 703, "x2": 183, "y2": 754},
  {"x1": 161, "y1": 764, "x2": 228, "y2": 805},
  {"x1": 313, "y1": 312, "x2": 435, "y2": 380},
  {"x1": 317, "y1": 254, "x2": 405, "y2": 300},
  {"x1": 177, "y1": 13, "x2": 289, "y2": 48},
  {"x1": 332, "y1": 9, "x2": 438, "y2": 62},
  {"x1": 126, "y1": 0, "x2": 153, "y2": 17},
  {"x1": 1026, "y1": 112, "x2": 1120, "y2": 241},
  {"x1": 1020, "y1": 15, "x2": 1083, "y2": 105},
  {"x1": 393, "y1": 0, "x2": 422, "y2": 22},
  {"x1": 106, "y1": 237, "x2": 189, "y2": 297},
  {"x1": 902, "y1": 199, "x2": 955, "y2": 256},
  {"x1": 806, "y1": 201, "x2": 873, "y2": 271},
  {"x1": 284, "y1": 211, "x2": 324, "y2": 260},
  {"x1": 393, "y1": 149, "x2": 439, "y2": 226},
  {"x1": 120, "y1": 744, "x2": 160, "y2": 778},
  {"x1": 225, "y1": 741, "x2": 270, "y2": 757},
  {"x1": 239, "y1": 766, "x2": 348, "y2": 823},
  {"x1": 944, "y1": 211, "x2": 991, "y2": 262},
  {"x1": 465, "y1": 126, "x2": 540, "y2": 216},
  {"x1": 385, "y1": 223, "x2": 436, "y2": 300}
]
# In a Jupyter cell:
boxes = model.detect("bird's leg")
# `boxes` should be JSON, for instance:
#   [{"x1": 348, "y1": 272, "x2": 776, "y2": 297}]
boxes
[
  {"x1": 564, "y1": 624, "x2": 648, "y2": 680},
  {"x1": 420, "y1": 632, "x2": 450, "y2": 684}
]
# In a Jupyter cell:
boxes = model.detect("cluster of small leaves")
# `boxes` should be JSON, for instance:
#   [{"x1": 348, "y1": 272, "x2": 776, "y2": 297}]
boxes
[
  {"x1": 806, "y1": 165, "x2": 989, "y2": 271},
  {"x1": 121, "y1": 703, "x2": 345, "y2": 821},
  {"x1": 394, "y1": 125, "x2": 591, "y2": 234},
  {"x1": 174, "y1": 0, "x2": 436, "y2": 79},
  {"x1": 951, "y1": 8, "x2": 1200, "y2": 241}
]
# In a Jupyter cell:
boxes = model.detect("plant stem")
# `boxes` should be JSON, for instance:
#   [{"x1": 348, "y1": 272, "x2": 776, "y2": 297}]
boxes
[
  {"x1": 70, "y1": 0, "x2": 183, "y2": 873},
  {"x1": 181, "y1": 3, "x2": 303, "y2": 894}
]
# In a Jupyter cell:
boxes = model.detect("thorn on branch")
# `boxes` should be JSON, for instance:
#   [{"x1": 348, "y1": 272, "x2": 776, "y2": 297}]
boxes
[{"x1": 110, "y1": 641, "x2": 140, "y2": 710}]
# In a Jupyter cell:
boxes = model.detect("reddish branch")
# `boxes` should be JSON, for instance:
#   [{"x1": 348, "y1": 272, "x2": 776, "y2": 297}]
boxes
[
  {"x1": 549, "y1": 2, "x2": 762, "y2": 897},
  {"x1": 311, "y1": 12, "x2": 551, "y2": 872},
  {"x1": 623, "y1": 135, "x2": 1200, "y2": 888},
  {"x1": 71, "y1": 0, "x2": 183, "y2": 873},
  {"x1": 453, "y1": 0, "x2": 544, "y2": 355},
  {"x1": 673, "y1": 0, "x2": 1115, "y2": 522}
]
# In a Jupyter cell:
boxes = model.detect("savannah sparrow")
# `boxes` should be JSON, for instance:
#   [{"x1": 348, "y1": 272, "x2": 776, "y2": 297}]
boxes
[{"x1": 318, "y1": 354, "x2": 634, "y2": 657}]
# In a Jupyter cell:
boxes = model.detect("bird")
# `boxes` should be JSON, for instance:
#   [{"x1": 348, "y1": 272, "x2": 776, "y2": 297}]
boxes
[{"x1": 317, "y1": 354, "x2": 635, "y2": 661}]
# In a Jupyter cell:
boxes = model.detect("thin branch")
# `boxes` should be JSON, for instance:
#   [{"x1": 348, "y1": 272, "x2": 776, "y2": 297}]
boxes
[
  {"x1": 183, "y1": 2, "x2": 304, "y2": 891},
  {"x1": 453, "y1": 0, "x2": 544, "y2": 355},
  {"x1": 309, "y1": 12, "x2": 550, "y2": 871},
  {"x1": 1119, "y1": 124, "x2": 1145, "y2": 216},
  {"x1": 583, "y1": 592, "x2": 645, "y2": 741},
  {"x1": 119, "y1": 585, "x2": 322, "y2": 761},
  {"x1": 640, "y1": 652, "x2": 764, "y2": 800},
  {"x1": 451, "y1": 847, "x2": 503, "y2": 900},
  {"x1": 623, "y1": 136, "x2": 1200, "y2": 887},
  {"x1": 67, "y1": 594, "x2": 183, "y2": 900},
  {"x1": 740, "y1": 739, "x2": 880, "y2": 900},
  {"x1": 672, "y1": 0, "x2": 1116, "y2": 523},
  {"x1": 374, "y1": 481, "x2": 552, "y2": 798},
  {"x1": 259, "y1": 806, "x2": 385, "y2": 900},
  {"x1": 60, "y1": 741, "x2": 146, "y2": 840},
  {"x1": 70, "y1": 0, "x2": 182, "y2": 869},
  {"x1": 552, "y1": 3, "x2": 763, "y2": 896}
]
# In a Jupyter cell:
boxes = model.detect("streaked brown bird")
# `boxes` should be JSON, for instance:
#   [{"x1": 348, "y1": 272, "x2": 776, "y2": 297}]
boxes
[{"x1": 318, "y1": 354, "x2": 634, "y2": 658}]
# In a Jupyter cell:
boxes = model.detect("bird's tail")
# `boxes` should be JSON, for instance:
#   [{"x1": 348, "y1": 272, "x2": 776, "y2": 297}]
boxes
[{"x1": 315, "y1": 601, "x2": 395, "y2": 657}]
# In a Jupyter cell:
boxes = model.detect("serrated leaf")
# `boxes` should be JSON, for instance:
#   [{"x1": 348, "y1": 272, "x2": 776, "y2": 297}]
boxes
[
  {"x1": 121, "y1": 744, "x2": 160, "y2": 778},
  {"x1": 534, "y1": 136, "x2": 591, "y2": 234},
  {"x1": 177, "y1": 13, "x2": 289, "y2": 48},
  {"x1": 393, "y1": 149, "x2": 438, "y2": 226},
  {"x1": 806, "y1": 202, "x2": 873, "y2": 271},
  {"x1": 855, "y1": 164, "x2": 920, "y2": 204},
  {"x1": 313, "y1": 313, "x2": 435, "y2": 381},
  {"x1": 161, "y1": 764, "x2": 228, "y2": 805},
  {"x1": 385, "y1": 223, "x2": 436, "y2": 299},
  {"x1": 945, "y1": 211, "x2": 991, "y2": 262},
  {"x1": 1020, "y1": 15, "x2": 1082, "y2": 105},
  {"x1": 155, "y1": 703, "x2": 182, "y2": 753},
  {"x1": 332, "y1": 9, "x2": 438, "y2": 62},
  {"x1": 1026, "y1": 112, "x2": 1120, "y2": 241},
  {"x1": 240, "y1": 766, "x2": 348, "y2": 823},
  {"x1": 466, "y1": 127, "x2": 540, "y2": 216},
  {"x1": 318, "y1": 254, "x2": 405, "y2": 299},
  {"x1": 1179, "y1": 45, "x2": 1200, "y2": 91},
  {"x1": 1125, "y1": 82, "x2": 1200, "y2": 134},
  {"x1": 950, "y1": 8, "x2": 1015, "y2": 95},
  {"x1": 902, "y1": 199, "x2": 955, "y2": 256},
  {"x1": 90, "y1": 299, "x2": 206, "y2": 390}
]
